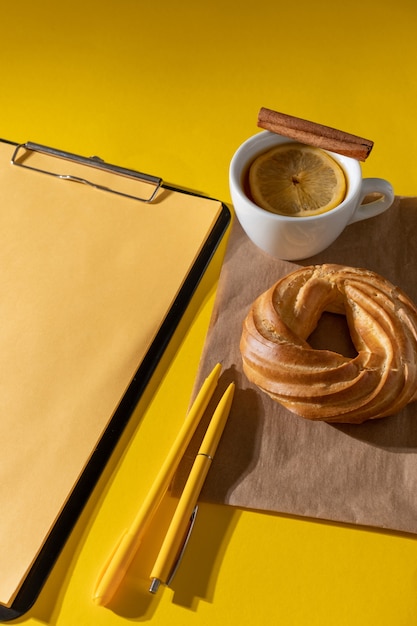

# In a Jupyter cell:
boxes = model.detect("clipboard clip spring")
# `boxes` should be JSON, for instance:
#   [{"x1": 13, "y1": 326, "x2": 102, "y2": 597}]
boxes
[{"x1": 11, "y1": 142, "x2": 163, "y2": 203}]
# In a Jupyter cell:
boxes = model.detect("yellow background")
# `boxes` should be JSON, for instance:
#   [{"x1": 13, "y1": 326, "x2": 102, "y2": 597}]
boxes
[{"x1": 3, "y1": 1, "x2": 417, "y2": 624}]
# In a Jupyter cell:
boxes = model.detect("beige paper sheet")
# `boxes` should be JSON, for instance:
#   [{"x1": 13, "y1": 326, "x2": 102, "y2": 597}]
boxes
[
  {"x1": 179, "y1": 197, "x2": 417, "y2": 536},
  {"x1": 0, "y1": 142, "x2": 223, "y2": 606}
]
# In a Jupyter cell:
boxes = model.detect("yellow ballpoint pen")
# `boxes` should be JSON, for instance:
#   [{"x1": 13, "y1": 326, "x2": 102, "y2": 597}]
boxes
[
  {"x1": 149, "y1": 381, "x2": 235, "y2": 593},
  {"x1": 93, "y1": 362, "x2": 223, "y2": 606}
]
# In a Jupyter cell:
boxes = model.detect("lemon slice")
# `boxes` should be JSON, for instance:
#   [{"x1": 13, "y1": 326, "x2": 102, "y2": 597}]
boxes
[{"x1": 248, "y1": 142, "x2": 347, "y2": 217}]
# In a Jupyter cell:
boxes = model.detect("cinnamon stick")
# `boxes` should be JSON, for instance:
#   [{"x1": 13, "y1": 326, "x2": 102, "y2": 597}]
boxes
[{"x1": 257, "y1": 107, "x2": 373, "y2": 161}]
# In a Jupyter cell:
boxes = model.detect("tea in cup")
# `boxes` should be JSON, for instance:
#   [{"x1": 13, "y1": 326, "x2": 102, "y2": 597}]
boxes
[{"x1": 229, "y1": 131, "x2": 394, "y2": 260}]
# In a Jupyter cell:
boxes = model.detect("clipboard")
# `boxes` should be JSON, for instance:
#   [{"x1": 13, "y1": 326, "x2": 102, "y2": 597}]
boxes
[{"x1": 0, "y1": 139, "x2": 230, "y2": 620}]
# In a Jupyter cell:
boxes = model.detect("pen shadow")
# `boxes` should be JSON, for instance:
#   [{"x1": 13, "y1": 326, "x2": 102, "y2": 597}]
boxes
[
  {"x1": 104, "y1": 494, "x2": 179, "y2": 620},
  {"x1": 107, "y1": 368, "x2": 262, "y2": 620},
  {"x1": 172, "y1": 365, "x2": 263, "y2": 501},
  {"x1": 107, "y1": 503, "x2": 241, "y2": 621},
  {"x1": 169, "y1": 504, "x2": 241, "y2": 610}
]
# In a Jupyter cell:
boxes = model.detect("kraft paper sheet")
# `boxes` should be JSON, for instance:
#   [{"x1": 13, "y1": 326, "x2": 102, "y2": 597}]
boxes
[
  {"x1": 180, "y1": 197, "x2": 417, "y2": 536},
  {"x1": 0, "y1": 142, "x2": 223, "y2": 607}
]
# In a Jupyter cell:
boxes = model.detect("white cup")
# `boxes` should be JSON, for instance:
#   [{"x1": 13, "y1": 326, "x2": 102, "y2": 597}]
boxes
[{"x1": 229, "y1": 131, "x2": 394, "y2": 260}]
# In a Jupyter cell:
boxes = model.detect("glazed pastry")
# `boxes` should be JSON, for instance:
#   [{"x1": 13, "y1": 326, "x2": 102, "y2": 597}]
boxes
[{"x1": 240, "y1": 264, "x2": 417, "y2": 423}]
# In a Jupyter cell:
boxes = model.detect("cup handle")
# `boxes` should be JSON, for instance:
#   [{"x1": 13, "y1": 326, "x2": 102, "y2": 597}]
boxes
[{"x1": 348, "y1": 178, "x2": 394, "y2": 224}]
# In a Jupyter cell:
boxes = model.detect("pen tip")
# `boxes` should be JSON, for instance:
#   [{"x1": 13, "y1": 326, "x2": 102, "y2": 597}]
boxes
[
  {"x1": 149, "y1": 578, "x2": 162, "y2": 594},
  {"x1": 92, "y1": 594, "x2": 106, "y2": 606}
]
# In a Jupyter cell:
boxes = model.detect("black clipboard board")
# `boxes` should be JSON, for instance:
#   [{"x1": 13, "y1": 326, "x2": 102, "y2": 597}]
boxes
[{"x1": 0, "y1": 140, "x2": 230, "y2": 621}]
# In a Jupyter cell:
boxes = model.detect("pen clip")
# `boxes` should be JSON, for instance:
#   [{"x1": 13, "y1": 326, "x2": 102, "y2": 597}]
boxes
[{"x1": 149, "y1": 504, "x2": 199, "y2": 593}]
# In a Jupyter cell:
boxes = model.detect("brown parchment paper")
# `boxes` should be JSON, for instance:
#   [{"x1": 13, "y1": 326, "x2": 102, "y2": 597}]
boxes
[{"x1": 177, "y1": 197, "x2": 417, "y2": 535}]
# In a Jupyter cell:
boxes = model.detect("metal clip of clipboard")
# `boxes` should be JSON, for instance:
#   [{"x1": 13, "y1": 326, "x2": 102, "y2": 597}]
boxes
[{"x1": 11, "y1": 142, "x2": 163, "y2": 203}]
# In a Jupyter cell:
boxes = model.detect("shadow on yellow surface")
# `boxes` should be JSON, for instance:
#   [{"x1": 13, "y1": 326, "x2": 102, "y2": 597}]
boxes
[{"x1": 102, "y1": 502, "x2": 240, "y2": 619}]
